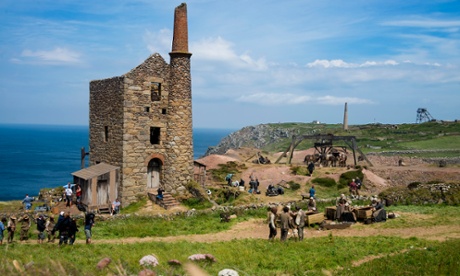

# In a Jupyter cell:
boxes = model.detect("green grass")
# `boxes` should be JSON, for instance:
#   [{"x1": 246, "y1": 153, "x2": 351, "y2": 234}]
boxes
[
  {"x1": 1, "y1": 204, "x2": 459, "y2": 275},
  {"x1": 0, "y1": 235, "x2": 446, "y2": 275}
]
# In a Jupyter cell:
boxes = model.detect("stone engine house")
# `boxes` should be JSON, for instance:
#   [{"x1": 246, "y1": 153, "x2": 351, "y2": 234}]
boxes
[{"x1": 88, "y1": 3, "x2": 193, "y2": 206}]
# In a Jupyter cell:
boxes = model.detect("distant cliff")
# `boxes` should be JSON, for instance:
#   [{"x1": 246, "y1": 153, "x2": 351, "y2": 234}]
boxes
[{"x1": 203, "y1": 123, "x2": 324, "y2": 156}]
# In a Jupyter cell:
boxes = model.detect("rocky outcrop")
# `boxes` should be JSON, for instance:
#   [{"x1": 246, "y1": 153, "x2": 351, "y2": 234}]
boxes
[{"x1": 204, "y1": 124, "x2": 316, "y2": 156}]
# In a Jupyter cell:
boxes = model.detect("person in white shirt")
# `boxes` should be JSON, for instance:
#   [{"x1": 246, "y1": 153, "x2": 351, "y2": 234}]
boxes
[{"x1": 65, "y1": 183, "x2": 73, "y2": 208}]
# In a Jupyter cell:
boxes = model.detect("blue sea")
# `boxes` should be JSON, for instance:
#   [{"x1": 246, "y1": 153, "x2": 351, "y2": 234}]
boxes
[{"x1": 0, "y1": 124, "x2": 234, "y2": 201}]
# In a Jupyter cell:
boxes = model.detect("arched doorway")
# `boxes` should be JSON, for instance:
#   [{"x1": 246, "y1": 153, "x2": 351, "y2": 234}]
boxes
[{"x1": 147, "y1": 158, "x2": 162, "y2": 190}]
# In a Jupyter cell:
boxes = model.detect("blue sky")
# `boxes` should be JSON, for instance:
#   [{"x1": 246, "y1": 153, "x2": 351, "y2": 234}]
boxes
[{"x1": 0, "y1": 0, "x2": 459, "y2": 129}]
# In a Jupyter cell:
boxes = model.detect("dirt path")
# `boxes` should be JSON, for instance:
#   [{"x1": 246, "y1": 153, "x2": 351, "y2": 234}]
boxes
[{"x1": 89, "y1": 216, "x2": 460, "y2": 245}]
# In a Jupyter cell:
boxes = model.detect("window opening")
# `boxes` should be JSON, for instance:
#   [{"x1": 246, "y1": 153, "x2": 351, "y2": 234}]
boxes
[
  {"x1": 162, "y1": 108, "x2": 167, "y2": 114},
  {"x1": 150, "y1": 127, "x2": 160, "y2": 144},
  {"x1": 151, "y1": 82, "x2": 161, "y2": 101},
  {"x1": 104, "y1": 126, "x2": 109, "y2": 142}
]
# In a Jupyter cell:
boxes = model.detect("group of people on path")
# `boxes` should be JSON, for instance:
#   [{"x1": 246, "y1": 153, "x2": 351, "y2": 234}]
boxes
[
  {"x1": 267, "y1": 204, "x2": 312, "y2": 242},
  {"x1": 0, "y1": 211, "x2": 95, "y2": 246}
]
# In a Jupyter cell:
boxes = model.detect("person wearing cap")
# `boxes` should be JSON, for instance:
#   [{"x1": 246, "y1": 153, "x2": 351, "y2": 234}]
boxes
[
  {"x1": 336, "y1": 194, "x2": 349, "y2": 221},
  {"x1": 35, "y1": 215, "x2": 46, "y2": 244},
  {"x1": 18, "y1": 214, "x2": 31, "y2": 241},
  {"x1": 307, "y1": 197, "x2": 317, "y2": 212},
  {"x1": 7, "y1": 215, "x2": 17, "y2": 243},
  {"x1": 0, "y1": 217, "x2": 7, "y2": 245},
  {"x1": 46, "y1": 216, "x2": 56, "y2": 243}
]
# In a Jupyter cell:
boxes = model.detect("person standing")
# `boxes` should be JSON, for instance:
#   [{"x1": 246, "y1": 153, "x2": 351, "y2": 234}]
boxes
[
  {"x1": 65, "y1": 183, "x2": 73, "y2": 208},
  {"x1": 309, "y1": 185, "x2": 316, "y2": 199},
  {"x1": 75, "y1": 184, "x2": 82, "y2": 203},
  {"x1": 307, "y1": 162, "x2": 315, "y2": 176},
  {"x1": 280, "y1": 206, "x2": 291, "y2": 242},
  {"x1": 349, "y1": 179, "x2": 358, "y2": 198},
  {"x1": 69, "y1": 218, "x2": 79, "y2": 245},
  {"x1": 18, "y1": 214, "x2": 31, "y2": 241},
  {"x1": 36, "y1": 215, "x2": 46, "y2": 244},
  {"x1": 0, "y1": 217, "x2": 6, "y2": 245},
  {"x1": 46, "y1": 216, "x2": 56, "y2": 243},
  {"x1": 84, "y1": 212, "x2": 95, "y2": 244},
  {"x1": 22, "y1": 194, "x2": 34, "y2": 212},
  {"x1": 295, "y1": 206, "x2": 306, "y2": 241},
  {"x1": 7, "y1": 215, "x2": 17, "y2": 243},
  {"x1": 267, "y1": 207, "x2": 277, "y2": 241},
  {"x1": 54, "y1": 212, "x2": 71, "y2": 246}
]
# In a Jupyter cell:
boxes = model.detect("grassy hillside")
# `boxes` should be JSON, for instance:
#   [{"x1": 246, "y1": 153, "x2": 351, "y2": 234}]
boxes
[{"x1": 259, "y1": 121, "x2": 460, "y2": 157}]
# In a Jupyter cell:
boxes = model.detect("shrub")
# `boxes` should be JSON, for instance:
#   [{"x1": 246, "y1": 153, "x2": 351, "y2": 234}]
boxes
[
  {"x1": 312, "y1": 177, "x2": 336, "y2": 187},
  {"x1": 290, "y1": 166, "x2": 308, "y2": 176},
  {"x1": 287, "y1": 181, "x2": 301, "y2": 191},
  {"x1": 209, "y1": 161, "x2": 246, "y2": 182},
  {"x1": 338, "y1": 170, "x2": 364, "y2": 188}
]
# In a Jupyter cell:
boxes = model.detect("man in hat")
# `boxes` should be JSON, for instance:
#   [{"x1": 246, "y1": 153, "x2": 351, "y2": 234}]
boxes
[
  {"x1": 18, "y1": 214, "x2": 31, "y2": 241},
  {"x1": 46, "y1": 216, "x2": 56, "y2": 243},
  {"x1": 7, "y1": 215, "x2": 17, "y2": 243}
]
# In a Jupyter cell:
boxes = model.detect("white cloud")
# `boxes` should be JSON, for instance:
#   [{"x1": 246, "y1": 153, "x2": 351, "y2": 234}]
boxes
[
  {"x1": 236, "y1": 92, "x2": 372, "y2": 106},
  {"x1": 316, "y1": 96, "x2": 373, "y2": 105},
  {"x1": 382, "y1": 19, "x2": 460, "y2": 29},
  {"x1": 20, "y1": 47, "x2": 81, "y2": 64},
  {"x1": 306, "y1": 59, "x2": 400, "y2": 68},
  {"x1": 144, "y1": 28, "x2": 172, "y2": 57},
  {"x1": 191, "y1": 36, "x2": 267, "y2": 70}
]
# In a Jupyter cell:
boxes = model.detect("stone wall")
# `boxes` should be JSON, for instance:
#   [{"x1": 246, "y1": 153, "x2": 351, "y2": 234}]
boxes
[
  {"x1": 166, "y1": 52, "x2": 194, "y2": 194},
  {"x1": 89, "y1": 76, "x2": 125, "y2": 170}
]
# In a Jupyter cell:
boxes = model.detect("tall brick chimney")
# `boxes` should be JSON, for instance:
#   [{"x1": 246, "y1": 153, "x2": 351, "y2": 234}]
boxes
[
  {"x1": 171, "y1": 3, "x2": 189, "y2": 54},
  {"x1": 166, "y1": 2, "x2": 194, "y2": 193}
]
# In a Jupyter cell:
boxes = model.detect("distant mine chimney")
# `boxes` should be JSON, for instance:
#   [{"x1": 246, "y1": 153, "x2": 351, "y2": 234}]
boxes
[
  {"x1": 343, "y1": 102, "x2": 348, "y2": 130},
  {"x1": 171, "y1": 3, "x2": 189, "y2": 54}
]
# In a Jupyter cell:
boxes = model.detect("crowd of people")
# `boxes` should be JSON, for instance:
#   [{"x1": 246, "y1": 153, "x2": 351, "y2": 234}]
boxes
[
  {"x1": 267, "y1": 202, "x2": 313, "y2": 242},
  {"x1": 0, "y1": 210, "x2": 96, "y2": 246}
]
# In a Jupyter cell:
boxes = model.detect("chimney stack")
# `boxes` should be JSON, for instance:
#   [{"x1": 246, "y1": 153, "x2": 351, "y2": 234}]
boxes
[
  {"x1": 343, "y1": 102, "x2": 348, "y2": 130},
  {"x1": 171, "y1": 3, "x2": 189, "y2": 54}
]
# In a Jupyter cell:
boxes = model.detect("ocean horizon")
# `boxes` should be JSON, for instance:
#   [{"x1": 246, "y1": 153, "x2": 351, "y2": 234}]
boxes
[{"x1": 0, "y1": 124, "x2": 234, "y2": 201}]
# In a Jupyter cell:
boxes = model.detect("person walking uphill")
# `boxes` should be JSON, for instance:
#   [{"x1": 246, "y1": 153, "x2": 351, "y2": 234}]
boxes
[
  {"x1": 7, "y1": 215, "x2": 17, "y2": 243},
  {"x1": 18, "y1": 214, "x2": 31, "y2": 241},
  {"x1": 267, "y1": 207, "x2": 277, "y2": 241},
  {"x1": 84, "y1": 212, "x2": 95, "y2": 244},
  {"x1": 280, "y1": 206, "x2": 291, "y2": 242}
]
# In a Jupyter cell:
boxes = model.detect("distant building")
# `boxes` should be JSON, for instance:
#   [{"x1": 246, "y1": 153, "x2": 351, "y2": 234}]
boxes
[{"x1": 88, "y1": 3, "x2": 193, "y2": 206}]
